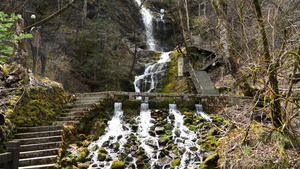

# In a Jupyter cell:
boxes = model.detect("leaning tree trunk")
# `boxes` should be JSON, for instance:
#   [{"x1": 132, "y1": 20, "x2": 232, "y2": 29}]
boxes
[
  {"x1": 253, "y1": 0, "x2": 282, "y2": 128},
  {"x1": 212, "y1": 0, "x2": 255, "y2": 97}
]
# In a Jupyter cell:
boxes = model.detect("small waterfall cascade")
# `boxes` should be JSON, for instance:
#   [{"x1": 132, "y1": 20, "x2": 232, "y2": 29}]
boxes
[
  {"x1": 134, "y1": 0, "x2": 156, "y2": 50},
  {"x1": 88, "y1": 103, "x2": 129, "y2": 168},
  {"x1": 135, "y1": 103, "x2": 159, "y2": 168},
  {"x1": 134, "y1": 52, "x2": 171, "y2": 96},
  {"x1": 169, "y1": 104, "x2": 203, "y2": 168},
  {"x1": 196, "y1": 104, "x2": 212, "y2": 122}
]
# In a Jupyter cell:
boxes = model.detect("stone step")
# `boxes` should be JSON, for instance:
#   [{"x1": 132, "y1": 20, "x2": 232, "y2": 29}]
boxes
[
  {"x1": 17, "y1": 136, "x2": 62, "y2": 145},
  {"x1": 19, "y1": 163, "x2": 56, "y2": 169},
  {"x1": 19, "y1": 155, "x2": 57, "y2": 167},
  {"x1": 70, "y1": 107, "x2": 91, "y2": 112},
  {"x1": 53, "y1": 120, "x2": 80, "y2": 126},
  {"x1": 20, "y1": 148, "x2": 59, "y2": 159},
  {"x1": 15, "y1": 130, "x2": 63, "y2": 139},
  {"x1": 61, "y1": 111, "x2": 83, "y2": 117},
  {"x1": 73, "y1": 103, "x2": 98, "y2": 108},
  {"x1": 77, "y1": 92, "x2": 107, "y2": 97},
  {"x1": 59, "y1": 116, "x2": 82, "y2": 121},
  {"x1": 75, "y1": 98, "x2": 102, "y2": 103},
  {"x1": 20, "y1": 142, "x2": 61, "y2": 152},
  {"x1": 18, "y1": 126, "x2": 64, "y2": 133}
]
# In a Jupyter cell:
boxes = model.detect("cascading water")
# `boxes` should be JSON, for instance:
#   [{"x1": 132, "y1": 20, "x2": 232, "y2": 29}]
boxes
[
  {"x1": 196, "y1": 104, "x2": 212, "y2": 122},
  {"x1": 134, "y1": 0, "x2": 156, "y2": 51},
  {"x1": 88, "y1": 103, "x2": 129, "y2": 168},
  {"x1": 169, "y1": 104, "x2": 203, "y2": 168},
  {"x1": 134, "y1": 52, "x2": 171, "y2": 96}
]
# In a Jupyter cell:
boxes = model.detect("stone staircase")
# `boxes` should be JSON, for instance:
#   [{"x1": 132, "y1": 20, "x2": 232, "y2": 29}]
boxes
[
  {"x1": 14, "y1": 92, "x2": 106, "y2": 169},
  {"x1": 16, "y1": 126, "x2": 63, "y2": 169}
]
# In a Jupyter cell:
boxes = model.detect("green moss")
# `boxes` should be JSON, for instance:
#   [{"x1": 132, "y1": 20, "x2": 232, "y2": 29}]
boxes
[
  {"x1": 111, "y1": 160, "x2": 125, "y2": 169},
  {"x1": 98, "y1": 153, "x2": 106, "y2": 161},
  {"x1": 172, "y1": 145, "x2": 177, "y2": 150},
  {"x1": 95, "y1": 121, "x2": 106, "y2": 138},
  {"x1": 77, "y1": 163, "x2": 89, "y2": 169},
  {"x1": 198, "y1": 122, "x2": 204, "y2": 128},
  {"x1": 166, "y1": 130, "x2": 172, "y2": 135},
  {"x1": 160, "y1": 134, "x2": 169, "y2": 142},
  {"x1": 189, "y1": 146, "x2": 198, "y2": 151},
  {"x1": 207, "y1": 127, "x2": 220, "y2": 136},
  {"x1": 171, "y1": 159, "x2": 181, "y2": 166},
  {"x1": 76, "y1": 148, "x2": 89, "y2": 162},
  {"x1": 188, "y1": 125, "x2": 197, "y2": 132},
  {"x1": 163, "y1": 124, "x2": 172, "y2": 130},
  {"x1": 199, "y1": 153, "x2": 219, "y2": 169},
  {"x1": 98, "y1": 147, "x2": 107, "y2": 154},
  {"x1": 82, "y1": 140, "x2": 90, "y2": 147}
]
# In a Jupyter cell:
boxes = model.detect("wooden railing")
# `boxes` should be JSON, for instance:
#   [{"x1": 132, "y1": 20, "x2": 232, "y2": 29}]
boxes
[{"x1": 0, "y1": 141, "x2": 20, "y2": 169}]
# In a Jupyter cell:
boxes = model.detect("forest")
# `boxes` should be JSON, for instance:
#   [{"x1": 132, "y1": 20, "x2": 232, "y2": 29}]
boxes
[{"x1": 0, "y1": 0, "x2": 300, "y2": 168}]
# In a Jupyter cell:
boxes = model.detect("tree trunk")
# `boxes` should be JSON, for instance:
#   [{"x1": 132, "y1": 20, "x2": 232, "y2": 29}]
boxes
[
  {"x1": 82, "y1": 0, "x2": 87, "y2": 27},
  {"x1": 253, "y1": 0, "x2": 282, "y2": 128},
  {"x1": 212, "y1": 0, "x2": 255, "y2": 97}
]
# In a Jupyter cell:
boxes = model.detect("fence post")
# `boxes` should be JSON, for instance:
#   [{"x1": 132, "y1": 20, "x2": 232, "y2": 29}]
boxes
[{"x1": 6, "y1": 141, "x2": 20, "y2": 169}]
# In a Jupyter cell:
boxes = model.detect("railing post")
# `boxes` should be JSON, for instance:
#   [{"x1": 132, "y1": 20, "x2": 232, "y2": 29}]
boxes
[{"x1": 6, "y1": 141, "x2": 20, "y2": 169}]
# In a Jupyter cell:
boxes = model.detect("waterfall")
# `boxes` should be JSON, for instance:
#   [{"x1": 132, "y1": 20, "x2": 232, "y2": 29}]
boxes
[
  {"x1": 134, "y1": 52, "x2": 171, "y2": 96},
  {"x1": 169, "y1": 104, "x2": 203, "y2": 169},
  {"x1": 133, "y1": 0, "x2": 171, "y2": 99},
  {"x1": 196, "y1": 104, "x2": 212, "y2": 122},
  {"x1": 88, "y1": 103, "x2": 128, "y2": 168},
  {"x1": 134, "y1": 0, "x2": 156, "y2": 51}
]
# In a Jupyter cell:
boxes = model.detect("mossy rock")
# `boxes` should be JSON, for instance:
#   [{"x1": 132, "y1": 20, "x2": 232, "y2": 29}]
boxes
[
  {"x1": 211, "y1": 115, "x2": 225, "y2": 125},
  {"x1": 188, "y1": 125, "x2": 197, "y2": 132},
  {"x1": 76, "y1": 148, "x2": 89, "y2": 162},
  {"x1": 111, "y1": 160, "x2": 125, "y2": 169},
  {"x1": 82, "y1": 140, "x2": 90, "y2": 147},
  {"x1": 207, "y1": 127, "x2": 220, "y2": 136},
  {"x1": 95, "y1": 121, "x2": 106, "y2": 138},
  {"x1": 136, "y1": 162, "x2": 147, "y2": 169},
  {"x1": 200, "y1": 136, "x2": 218, "y2": 151},
  {"x1": 163, "y1": 124, "x2": 172, "y2": 130},
  {"x1": 98, "y1": 147, "x2": 107, "y2": 154},
  {"x1": 183, "y1": 117, "x2": 193, "y2": 125},
  {"x1": 77, "y1": 163, "x2": 89, "y2": 169},
  {"x1": 98, "y1": 153, "x2": 106, "y2": 161},
  {"x1": 171, "y1": 159, "x2": 181, "y2": 166},
  {"x1": 199, "y1": 153, "x2": 219, "y2": 169},
  {"x1": 189, "y1": 146, "x2": 198, "y2": 151}
]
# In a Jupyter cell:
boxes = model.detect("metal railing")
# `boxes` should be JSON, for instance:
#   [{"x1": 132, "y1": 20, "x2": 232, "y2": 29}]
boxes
[{"x1": 0, "y1": 141, "x2": 20, "y2": 169}]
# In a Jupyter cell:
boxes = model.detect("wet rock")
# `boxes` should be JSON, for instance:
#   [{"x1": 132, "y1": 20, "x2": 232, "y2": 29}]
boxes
[
  {"x1": 174, "y1": 129, "x2": 181, "y2": 137},
  {"x1": 148, "y1": 130, "x2": 156, "y2": 136},
  {"x1": 155, "y1": 126, "x2": 165, "y2": 135},
  {"x1": 155, "y1": 156, "x2": 172, "y2": 168},
  {"x1": 102, "y1": 141, "x2": 109, "y2": 147},
  {"x1": 158, "y1": 134, "x2": 169, "y2": 146},
  {"x1": 169, "y1": 113, "x2": 175, "y2": 120},
  {"x1": 184, "y1": 117, "x2": 193, "y2": 125},
  {"x1": 131, "y1": 124, "x2": 139, "y2": 132},
  {"x1": 145, "y1": 139, "x2": 158, "y2": 148}
]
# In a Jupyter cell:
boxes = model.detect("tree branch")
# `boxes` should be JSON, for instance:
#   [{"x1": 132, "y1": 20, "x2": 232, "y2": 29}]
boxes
[{"x1": 24, "y1": 0, "x2": 78, "y2": 31}]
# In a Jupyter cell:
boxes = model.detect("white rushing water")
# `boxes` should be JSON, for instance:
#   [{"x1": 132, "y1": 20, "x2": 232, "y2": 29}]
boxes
[
  {"x1": 134, "y1": 52, "x2": 171, "y2": 96},
  {"x1": 134, "y1": 0, "x2": 156, "y2": 50},
  {"x1": 196, "y1": 104, "x2": 212, "y2": 122},
  {"x1": 135, "y1": 103, "x2": 159, "y2": 168},
  {"x1": 88, "y1": 103, "x2": 129, "y2": 168},
  {"x1": 169, "y1": 104, "x2": 203, "y2": 169}
]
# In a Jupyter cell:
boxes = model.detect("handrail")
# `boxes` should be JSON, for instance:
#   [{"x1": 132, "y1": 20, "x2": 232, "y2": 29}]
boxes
[{"x1": 0, "y1": 141, "x2": 20, "y2": 169}]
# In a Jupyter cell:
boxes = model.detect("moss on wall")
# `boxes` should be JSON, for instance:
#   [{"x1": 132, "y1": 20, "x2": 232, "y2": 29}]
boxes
[{"x1": 6, "y1": 84, "x2": 67, "y2": 127}]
